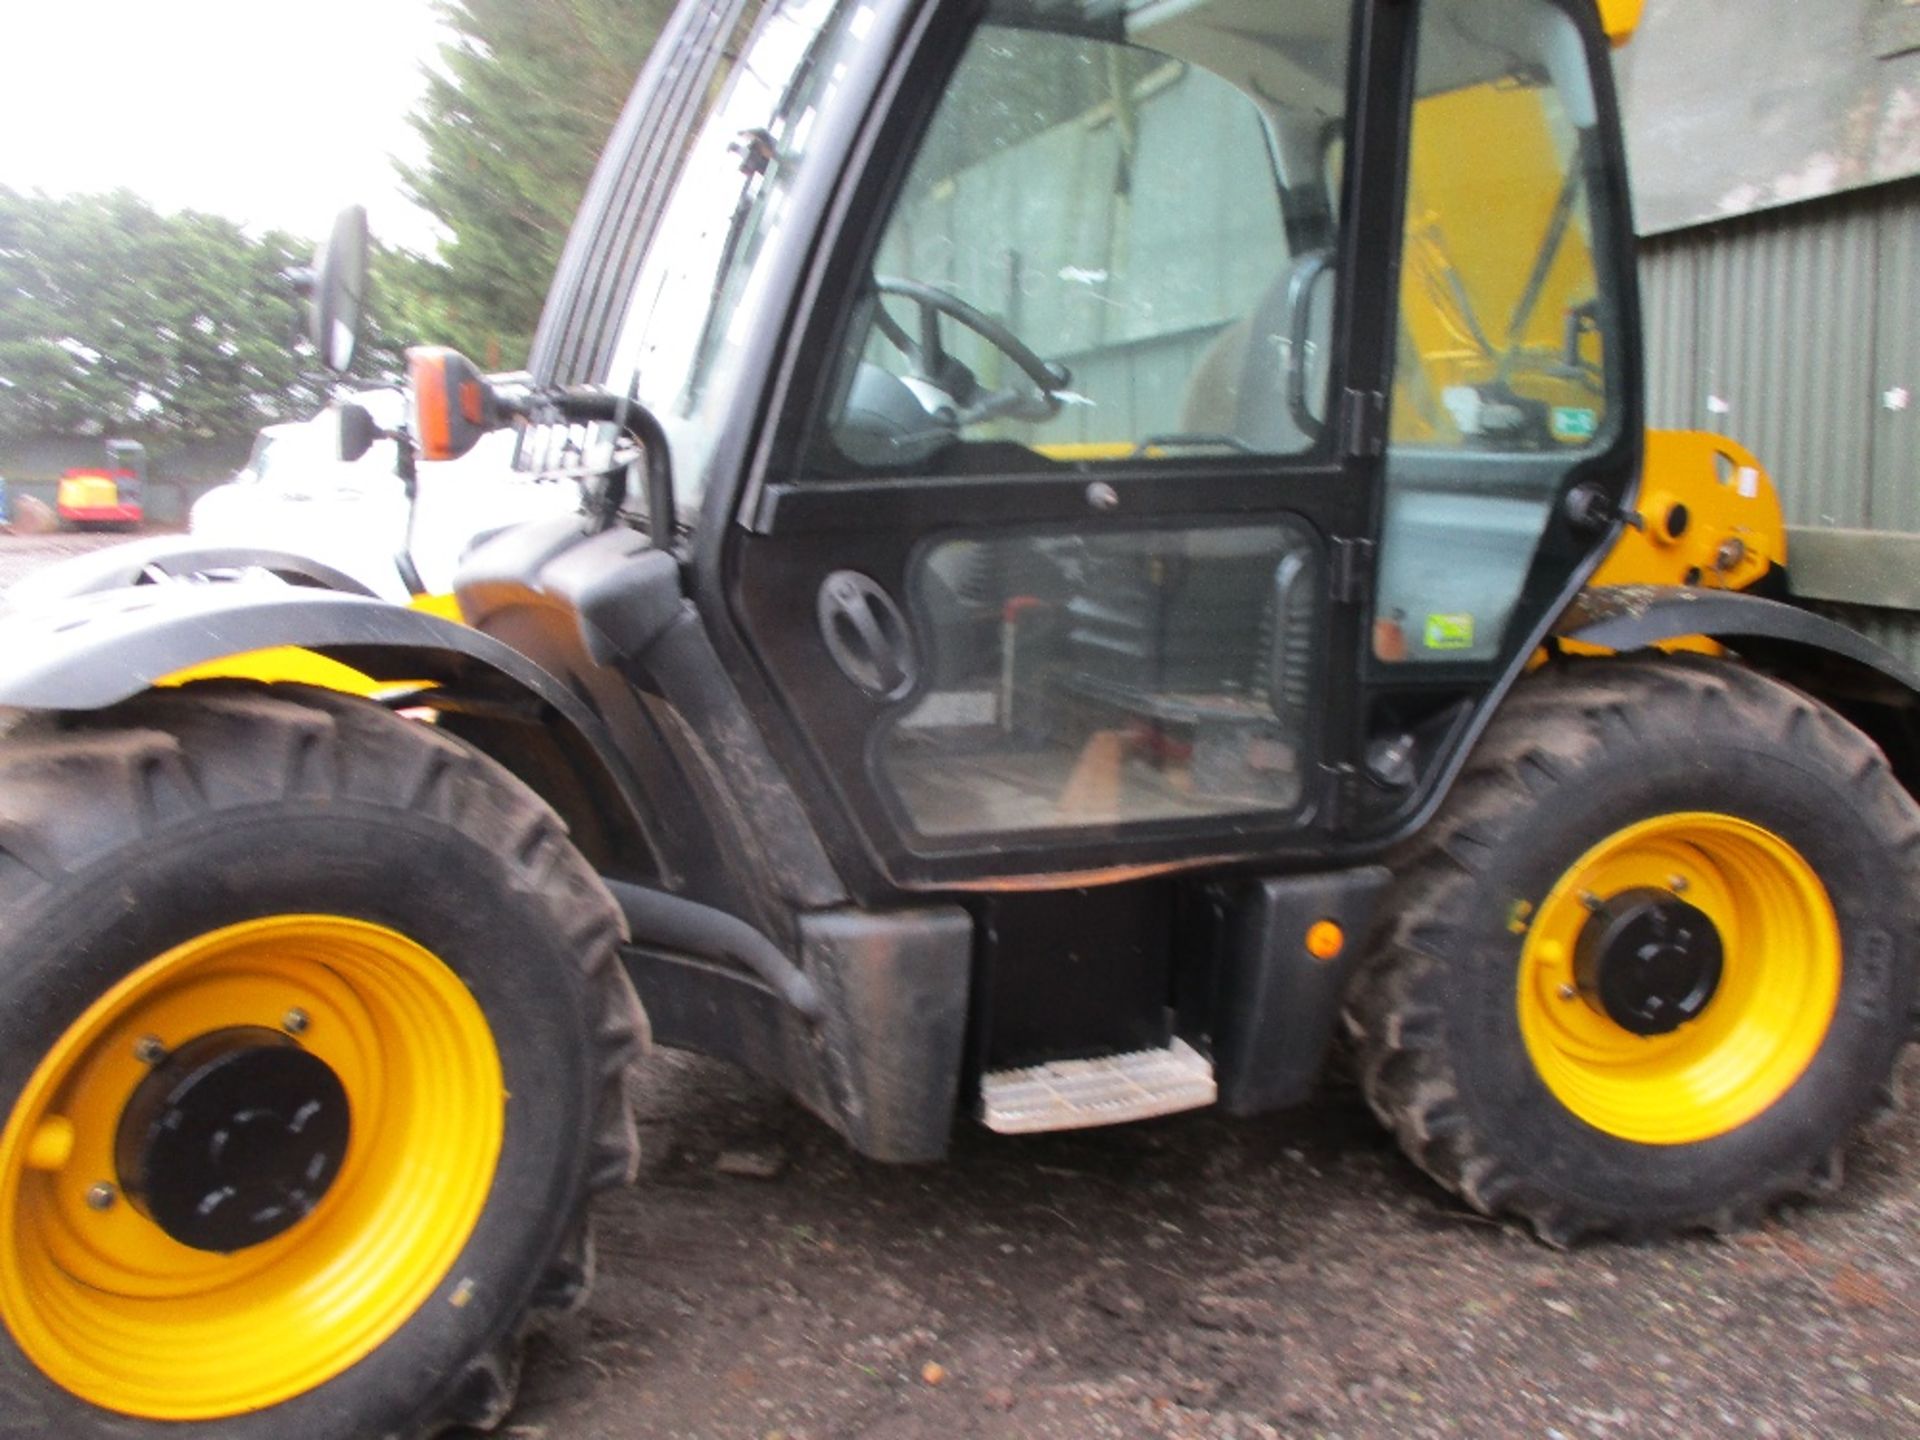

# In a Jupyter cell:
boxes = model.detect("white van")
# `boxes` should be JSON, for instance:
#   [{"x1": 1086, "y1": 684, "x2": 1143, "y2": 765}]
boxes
[{"x1": 191, "y1": 395, "x2": 579, "y2": 601}]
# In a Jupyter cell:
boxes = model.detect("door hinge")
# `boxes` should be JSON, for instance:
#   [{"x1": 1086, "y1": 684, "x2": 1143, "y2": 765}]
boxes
[
  {"x1": 1339, "y1": 388, "x2": 1389, "y2": 459},
  {"x1": 1329, "y1": 536, "x2": 1375, "y2": 605}
]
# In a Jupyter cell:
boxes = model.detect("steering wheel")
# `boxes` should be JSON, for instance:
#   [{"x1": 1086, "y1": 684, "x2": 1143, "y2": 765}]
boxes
[{"x1": 872, "y1": 276, "x2": 1070, "y2": 425}]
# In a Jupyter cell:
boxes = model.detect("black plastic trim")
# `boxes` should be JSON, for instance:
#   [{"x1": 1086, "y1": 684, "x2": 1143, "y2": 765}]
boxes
[
  {"x1": 605, "y1": 877, "x2": 823, "y2": 1019},
  {"x1": 0, "y1": 581, "x2": 670, "y2": 870},
  {"x1": 1, "y1": 538, "x2": 381, "y2": 604},
  {"x1": 1210, "y1": 866, "x2": 1393, "y2": 1115},
  {"x1": 457, "y1": 515, "x2": 849, "y2": 920},
  {"x1": 619, "y1": 902, "x2": 974, "y2": 1163},
  {"x1": 1556, "y1": 585, "x2": 1920, "y2": 695},
  {"x1": 0, "y1": 585, "x2": 563, "y2": 710}
]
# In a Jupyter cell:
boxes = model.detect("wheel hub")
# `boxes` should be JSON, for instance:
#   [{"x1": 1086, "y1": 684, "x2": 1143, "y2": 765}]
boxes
[
  {"x1": 114, "y1": 1026, "x2": 351, "y2": 1254},
  {"x1": 1574, "y1": 887, "x2": 1725, "y2": 1036}
]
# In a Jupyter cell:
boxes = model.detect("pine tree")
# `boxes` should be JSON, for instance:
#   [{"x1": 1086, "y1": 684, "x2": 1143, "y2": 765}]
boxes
[{"x1": 398, "y1": 0, "x2": 671, "y2": 368}]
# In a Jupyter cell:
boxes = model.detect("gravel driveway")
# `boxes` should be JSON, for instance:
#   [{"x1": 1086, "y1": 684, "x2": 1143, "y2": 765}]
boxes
[{"x1": 501, "y1": 1050, "x2": 1918, "y2": 1440}]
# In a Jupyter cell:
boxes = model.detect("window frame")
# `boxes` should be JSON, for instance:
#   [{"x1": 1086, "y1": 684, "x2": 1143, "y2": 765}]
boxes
[{"x1": 760, "y1": 1, "x2": 1375, "y2": 495}]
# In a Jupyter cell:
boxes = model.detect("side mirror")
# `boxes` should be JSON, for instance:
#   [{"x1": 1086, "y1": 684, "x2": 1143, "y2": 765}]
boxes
[
  {"x1": 407, "y1": 347, "x2": 497, "y2": 462},
  {"x1": 308, "y1": 206, "x2": 371, "y2": 374},
  {"x1": 336, "y1": 402, "x2": 380, "y2": 464}
]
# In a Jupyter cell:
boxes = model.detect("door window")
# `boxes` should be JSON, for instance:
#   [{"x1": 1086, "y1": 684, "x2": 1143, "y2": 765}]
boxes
[
  {"x1": 807, "y1": 0, "x2": 1359, "y2": 475},
  {"x1": 1376, "y1": 0, "x2": 1623, "y2": 664},
  {"x1": 879, "y1": 523, "x2": 1320, "y2": 840}
]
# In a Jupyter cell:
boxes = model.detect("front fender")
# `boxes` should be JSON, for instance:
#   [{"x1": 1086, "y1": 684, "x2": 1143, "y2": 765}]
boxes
[
  {"x1": 3, "y1": 536, "x2": 383, "y2": 605},
  {"x1": 0, "y1": 580, "x2": 665, "y2": 872},
  {"x1": 0, "y1": 581, "x2": 587, "y2": 719}
]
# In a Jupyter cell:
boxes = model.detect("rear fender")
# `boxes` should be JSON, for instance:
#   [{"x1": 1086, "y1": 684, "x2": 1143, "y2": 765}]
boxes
[
  {"x1": 1556, "y1": 585, "x2": 1920, "y2": 694},
  {"x1": 1555, "y1": 584, "x2": 1920, "y2": 793}
]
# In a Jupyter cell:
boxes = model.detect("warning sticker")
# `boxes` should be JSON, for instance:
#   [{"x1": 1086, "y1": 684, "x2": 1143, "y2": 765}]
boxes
[
  {"x1": 1551, "y1": 407, "x2": 1599, "y2": 443},
  {"x1": 1424, "y1": 613, "x2": 1476, "y2": 651}
]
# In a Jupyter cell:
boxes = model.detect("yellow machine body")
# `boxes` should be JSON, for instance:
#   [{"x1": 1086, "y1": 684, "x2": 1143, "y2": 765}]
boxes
[
  {"x1": 155, "y1": 592, "x2": 465, "y2": 695},
  {"x1": 1597, "y1": 0, "x2": 1645, "y2": 47},
  {"x1": 1595, "y1": 431, "x2": 1786, "y2": 593}
]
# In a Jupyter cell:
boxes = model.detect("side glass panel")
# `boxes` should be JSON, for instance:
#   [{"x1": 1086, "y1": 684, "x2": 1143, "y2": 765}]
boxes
[
  {"x1": 880, "y1": 524, "x2": 1320, "y2": 840},
  {"x1": 600, "y1": 0, "x2": 876, "y2": 507},
  {"x1": 806, "y1": 2, "x2": 1358, "y2": 476},
  {"x1": 1376, "y1": 0, "x2": 1621, "y2": 664}
]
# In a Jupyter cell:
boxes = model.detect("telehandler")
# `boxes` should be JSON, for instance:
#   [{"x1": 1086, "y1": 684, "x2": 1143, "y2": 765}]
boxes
[{"x1": 0, "y1": 0, "x2": 1914, "y2": 1434}]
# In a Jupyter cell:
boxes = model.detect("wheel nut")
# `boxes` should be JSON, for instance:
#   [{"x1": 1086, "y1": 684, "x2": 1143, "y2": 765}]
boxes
[
  {"x1": 283, "y1": 1008, "x2": 311, "y2": 1036},
  {"x1": 85, "y1": 1183, "x2": 117, "y2": 1212},
  {"x1": 1579, "y1": 891, "x2": 1603, "y2": 912},
  {"x1": 134, "y1": 1035, "x2": 167, "y2": 1066},
  {"x1": 1557, "y1": 984, "x2": 1577, "y2": 1001},
  {"x1": 1668, "y1": 875, "x2": 1690, "y2": 893}
]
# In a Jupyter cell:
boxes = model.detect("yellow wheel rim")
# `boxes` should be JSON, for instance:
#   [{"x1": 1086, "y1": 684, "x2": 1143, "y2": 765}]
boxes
[
  {"x1": 1518, "y1": 813, "x2": 1841, "y2": 1145},
  {"x1": 0, "y1": 916, "x2": 504, "y2": 1420}
]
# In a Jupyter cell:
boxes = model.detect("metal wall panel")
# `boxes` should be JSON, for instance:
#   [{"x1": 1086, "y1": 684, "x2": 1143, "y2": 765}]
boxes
[
  {"x1": 1637, "y1": 242, "x2": 1695, "y2": 432},
  {"x1": 1815, "y1": 604, "x2": 1920, "y2": 677},
  {"x1": 1698, "y1": 199, "x2": 1878, "y2": 529},
  {"x1": 1639, "y1": 184, "x2": 1907, "y2": 530},
  {"x1": 1615, "y1": 0, "x2": 1920, "y2": 236},
  {"x1": 1639, "y1": 178, "x2": 1920, "y2": 655},
  {"x1": 1874, "y1": 185, "x2": 1920, "y2": 533}
]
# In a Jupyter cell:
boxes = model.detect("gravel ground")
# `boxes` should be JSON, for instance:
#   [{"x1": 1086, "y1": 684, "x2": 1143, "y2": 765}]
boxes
[
  {"x1": 500, "y1": 1050, "x2": 1918, "y2": 1440},
  {"x1": 3, "y1": 534, "x2": 1915, "y2": 1439}
]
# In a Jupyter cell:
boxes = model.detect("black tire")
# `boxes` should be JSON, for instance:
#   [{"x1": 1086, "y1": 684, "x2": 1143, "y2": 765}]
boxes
[
  {"x1": 1345, "y1": 656, "x2": 1920, "y2": 1244},
  {"x1": 0, "y1": 683, "x2": 646, "y2": 1439}
]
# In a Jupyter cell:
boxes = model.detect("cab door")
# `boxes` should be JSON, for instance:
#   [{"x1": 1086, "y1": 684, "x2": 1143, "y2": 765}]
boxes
[{"x1": 725, "y1": 0, "x2": 1410, "y2": 890}]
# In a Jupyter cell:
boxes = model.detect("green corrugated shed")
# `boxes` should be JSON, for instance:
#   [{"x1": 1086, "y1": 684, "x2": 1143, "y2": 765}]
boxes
[{"x1": 1623, "y1": 0, "x2": 1920, "y2": 663}]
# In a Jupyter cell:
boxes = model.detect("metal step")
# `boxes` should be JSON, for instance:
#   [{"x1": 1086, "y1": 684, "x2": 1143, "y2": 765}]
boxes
[{"x1": 980, "y1": 1038, "x2": 1217, "y2": 1135}]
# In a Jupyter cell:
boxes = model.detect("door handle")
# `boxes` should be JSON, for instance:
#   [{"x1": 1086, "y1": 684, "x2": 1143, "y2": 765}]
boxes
[{"x1": 817, "y1": 571, "x2": 918, "y2": 700}]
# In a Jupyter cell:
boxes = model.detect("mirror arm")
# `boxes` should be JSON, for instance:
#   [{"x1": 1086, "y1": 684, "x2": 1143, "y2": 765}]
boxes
[
  {"x1": 390, "y1": 428, "x2": 426, "y2": 597},
  {"x1": 549, "y1": 387, "x2": 677, "y2": 542}
]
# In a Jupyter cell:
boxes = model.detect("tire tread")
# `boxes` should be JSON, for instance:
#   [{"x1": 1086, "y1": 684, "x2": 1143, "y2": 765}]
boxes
[
  {"x1": 0, "y1": 682, "x2": 646, "y2": 1437},
  {"x1": 1345, "y1": 655, "x2": 1920, "y2": 1244}
]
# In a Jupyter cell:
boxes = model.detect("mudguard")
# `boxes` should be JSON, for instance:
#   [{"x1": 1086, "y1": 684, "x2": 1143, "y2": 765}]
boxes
[
  {"x1": 0, "y1": 579, "x2": 595, "y2": 722},
  {"x1": 1556, "y1": 584, "x2": 1920, "y2": 698},
  {"x1": 0, "y1": 572, "x2": 682, "y2": 878},
  {"x1": 3, "y1": 536, "x2": 381, "y2": 604}
]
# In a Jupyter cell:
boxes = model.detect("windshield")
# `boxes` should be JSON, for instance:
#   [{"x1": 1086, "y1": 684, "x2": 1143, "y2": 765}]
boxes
[{"x1": 604, "y1": 0, "x2": 881, "y2": 505}]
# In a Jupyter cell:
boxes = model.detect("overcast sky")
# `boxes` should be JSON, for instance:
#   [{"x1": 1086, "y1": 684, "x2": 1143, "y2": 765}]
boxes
[{"x1": 1, "y1": 0, "x2": 449, "y2": 250}]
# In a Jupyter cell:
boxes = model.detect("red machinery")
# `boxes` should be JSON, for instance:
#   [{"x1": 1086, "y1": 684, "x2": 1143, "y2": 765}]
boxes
[{"x1": 56, "y1": 439, "x2": 145, "y2": 528}]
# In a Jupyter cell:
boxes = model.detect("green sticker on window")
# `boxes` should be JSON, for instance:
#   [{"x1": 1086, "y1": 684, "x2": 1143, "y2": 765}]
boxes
[
  {"x1": 1551, "y1": 406, "x2": 1599, "y2": 443},
  {"x1": 1424, "y1": 613, "x2": 1476, "y2": 651}
]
